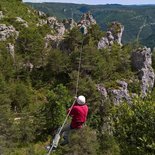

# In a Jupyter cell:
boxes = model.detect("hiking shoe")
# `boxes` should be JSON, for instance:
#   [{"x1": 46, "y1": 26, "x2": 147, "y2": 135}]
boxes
[{"x1": 60, "y1": 140, "x2": 69, "y2": 146}]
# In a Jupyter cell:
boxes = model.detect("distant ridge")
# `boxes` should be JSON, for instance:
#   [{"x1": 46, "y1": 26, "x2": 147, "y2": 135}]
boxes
[{"x1": 27, "y1": 2, "x2": 155, "y2": 48}]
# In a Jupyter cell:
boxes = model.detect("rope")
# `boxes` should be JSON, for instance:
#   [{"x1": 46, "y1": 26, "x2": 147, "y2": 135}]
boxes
[
  {"x1": 46, "y1": 35, "x2": 85, "y2": 155},
  {"x1": 75, "y1": 36, "x2": 84, "y2": 97}
]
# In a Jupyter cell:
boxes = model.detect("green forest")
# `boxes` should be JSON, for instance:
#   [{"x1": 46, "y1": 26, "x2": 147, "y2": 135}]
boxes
[{"x1": 0, "y1": 0, "x2": 155, "y2": 155}]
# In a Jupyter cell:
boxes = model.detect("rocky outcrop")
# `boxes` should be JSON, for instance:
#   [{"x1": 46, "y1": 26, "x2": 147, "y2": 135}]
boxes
[
  {"x1": 44, "y1": 13, "x2": 123, "y2": 50},
  {"x1": 77, "y1": 12, "x2": 96, "y2": 35},
  {"x1": 98, "y1": 33, "x2": 112, "y2": 49},
  {"x1": 37, "y1": 19, "x2": 47, "y2": 26},
  {"x1": 16, "y1": 17, "x2": 28, "y2": 27},
  {"x1": 54, "y1": 23, "x2": 65, "y2": 36},
  {"x1": 109, "y1": 22, "x2": 124, "y2": 46},
  {"x1": 35, "y1": 10, "x2": 47, "y2": 26},
  {"x1": 43, "y1": 12, "x2": 97, "y2": 48},
  {"x1": 0, "y1": 11, "x2": 4, "y2": 20},
  {"x1": 78, "y1": 12, "x2": 96, "y2": 27},
  {"x1": 108, "y1": 81, "x2": 131, "y2": 105},
  {"x1": 97, "y1": 84, "x2": 108, "y2": 98},
  {"x1": 0, "y1": 24, "x2": 19, "y2": 41},
  {"x1": 44, "y1": 34, "x2": 63, "y2": 48},
  {"x1": 131, "y1": 47, "x2": 155, "y2": 97},
  {"x1": 98, "y1": 22, "x2": 124, "y2": 49},
  {"x1": 63, "y1": 18, "x2": 77, "y2": 31},
  {"x1": 47, "y1": 17, "x2": 57, "y2": 29},
  {"x1": 43, "y1": 17, "x2": 65, "y2": 48},
  {"x1": 98, "y1": 81, "x2": 131, "y2": 105},
  {"x1": 47, "y1": 17, "x2": 65, "y2": 36},
  {"x1": 37, "y1": 10, "x2": 46, "y2": 18}
]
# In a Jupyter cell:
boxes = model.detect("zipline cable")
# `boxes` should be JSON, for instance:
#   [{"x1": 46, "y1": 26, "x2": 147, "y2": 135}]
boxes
[{"x1": 46, "y1": 33, "x2": 85, "y2": 155}]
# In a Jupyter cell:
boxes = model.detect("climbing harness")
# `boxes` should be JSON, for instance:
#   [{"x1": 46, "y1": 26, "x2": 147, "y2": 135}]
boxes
[{"x1": 46, "y1": 29, "x2": 85, "y2": 155}]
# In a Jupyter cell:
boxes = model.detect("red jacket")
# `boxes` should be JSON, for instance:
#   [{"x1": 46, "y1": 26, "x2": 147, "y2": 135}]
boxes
[{"x1": 67, "y1": 102, "x2": 88, "y2": 129}]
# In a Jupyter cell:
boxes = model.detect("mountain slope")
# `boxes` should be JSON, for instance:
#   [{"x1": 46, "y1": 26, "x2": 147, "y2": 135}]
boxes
[{"x1": 0, "y1": 0, "x2": 40, "y2": 26}]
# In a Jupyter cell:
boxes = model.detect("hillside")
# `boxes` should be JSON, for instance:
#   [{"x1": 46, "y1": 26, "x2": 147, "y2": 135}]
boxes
[
  {"x1": 27, "y1": 2, "x2": 155, "y2": 48},
  {"x1": 0, "y1": 1, "x2": 155, "y2": 155}
]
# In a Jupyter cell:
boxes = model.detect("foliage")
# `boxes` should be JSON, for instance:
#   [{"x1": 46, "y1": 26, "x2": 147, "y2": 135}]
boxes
[
  {"x1": 57, "y1": 126, "x2": 99, "y2": 155},
  {"x1": 0, "y1": 74, "x2": 14, "y2": 154},
  {"x1": 0, "y1": 0, "x2": 39, "y2": 26},
  {"x1": 43, "y1": 49, "x2": 70, "y2": 85},
  {"x1": 41, "y1": 84, "x2": 72, "y2": 134},
  {"x1": 112, "y1": 97, "x2": 155, "y2": 155},
  {"x1": 63, "y1": 27, "x2": 83, "y2": 52},
  {"x1": 16, "y1": 27, "x2": 44, "y2": 62},
  {"x1": 85, "y1": 24, "x2": 105, "y2": 47}
]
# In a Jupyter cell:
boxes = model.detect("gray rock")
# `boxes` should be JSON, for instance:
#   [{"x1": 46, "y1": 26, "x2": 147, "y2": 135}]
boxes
[
  {"x1": 131, "y1": 47, "x2": 155, "y2": 97},
  {"x1": 97, "y1": 81, "x2": 131, "y2": 105},
  {"x1": 98, "y1": 37, "x2": 110, "y2": 49},
  {"x1": 108, "y1": 81, "x2": 131, "y2": 105},
  {"x1": 63, "y1": 18, "x2": 77, "y2": 30},
  {"x1": 97, "y1": 84, "x2": 108, "y2": 98},
  {"x1": 16, "y1": 17, "x2": 28, "y2": 27},
  {"x1": 42, "y1": 17, "x2": 66, "y2": 48},
  {"x1": 47, "y1": 17, "x2": 57, "y2": 29},
  {"x1": 44, "y1": 34, "x2": 63, "y2": 48},
  {"x1": 131, "y1": 47, "x2": 152, "y2": 70},
  {"x1": 47, "y1": 17, "x2": 65, "y2": 36},
  {"x1": 38, "y1": 11, "x2": 46, "y2": 17},
  {"x1": 37, "y1": 19, "x2": 47, "y2": 26},
  {"x1": 78, "y1": 12, "x2": 96, "y2": 27},
  {"x1": 0, "y1": 24, "x2": 19, "y2": 41},
  {"x1": 77, "y1": 12, "x2": 96, "y2": 35},
  {"x1": 106, "y1": 31, "x2": 114, "y2": 45},
  {"x1": 98, "y1": 22, "x2": 124, "y2": 49},
  {"x1": 109, "y1": 22, "x2": 124, "y2": 46},
  {"x1": 55, "y1": 23, "x2": 65, "y2": 36}
]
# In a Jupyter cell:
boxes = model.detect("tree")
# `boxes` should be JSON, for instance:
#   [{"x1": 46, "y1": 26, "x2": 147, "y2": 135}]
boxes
[
  {"x1": 112, "y1": 97, "x2": 155, "y2": 155},
  {"x1": 0, "y1": 74, "x2": 14, "y2": 154},
  {"x1": 58, "y1": 126, "x2": 99, "y2": 155},
  {"x1": 63, "y1": 27, "x2": 83, "y2": 52},
  {"x1": 16, "y1": 27, "x2": 45, "y2": 66},
  {"x1": 41, "y1": 84, "x2": 72, "y2": 135}
]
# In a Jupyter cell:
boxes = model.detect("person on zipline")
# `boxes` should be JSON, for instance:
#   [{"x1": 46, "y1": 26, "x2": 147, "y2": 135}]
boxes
[
  {"x1": 46, "y1": 95, "x2": 88, "y2": 151},
  {"x1": 60, "y1": 95, "x2": 89, "y2": 146}
]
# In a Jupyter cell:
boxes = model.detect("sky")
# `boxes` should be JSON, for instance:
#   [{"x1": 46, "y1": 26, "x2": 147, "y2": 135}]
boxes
[{"x1": 22, "y1": 0, "x2": 155, "y2": 5}]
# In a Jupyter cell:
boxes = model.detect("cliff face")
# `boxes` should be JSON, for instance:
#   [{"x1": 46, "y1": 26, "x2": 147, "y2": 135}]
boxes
[
  {"x1": 98, "y1": 22, "x2": 124, "y2": 49},
  {"x1": 131, "y1": 47, "x2": 155, "y2": 97}
]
